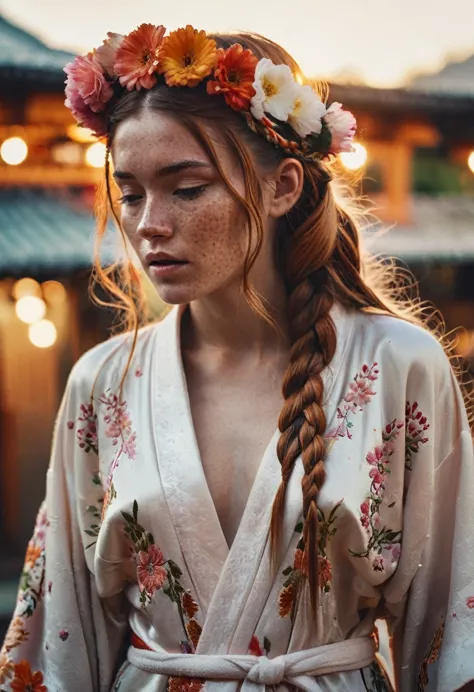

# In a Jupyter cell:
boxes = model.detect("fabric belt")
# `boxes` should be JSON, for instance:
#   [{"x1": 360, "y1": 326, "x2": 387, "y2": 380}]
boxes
[{"x1": 128, "y1": 633, "x2": 376, "y2": 691}]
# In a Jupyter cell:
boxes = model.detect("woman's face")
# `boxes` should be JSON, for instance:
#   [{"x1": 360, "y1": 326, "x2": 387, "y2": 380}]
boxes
[{"x1": 112, "y1": 109, "x2": 269, "y2": 306}]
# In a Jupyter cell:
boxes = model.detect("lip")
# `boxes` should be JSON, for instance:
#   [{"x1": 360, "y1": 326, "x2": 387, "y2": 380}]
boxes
[{"x1": 145, "y1": 251, "x2": 189, "y2": 278}]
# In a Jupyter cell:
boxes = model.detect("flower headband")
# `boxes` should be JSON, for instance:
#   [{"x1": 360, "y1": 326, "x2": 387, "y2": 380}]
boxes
[{"x1": 64, "y1": 24, "x2": 356, "y2": 160}]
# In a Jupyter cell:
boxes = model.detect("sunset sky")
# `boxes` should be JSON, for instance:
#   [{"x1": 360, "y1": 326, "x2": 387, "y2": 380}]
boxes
[{"x1": 1, "y1": 0, "x2": 474, "y2": 87}]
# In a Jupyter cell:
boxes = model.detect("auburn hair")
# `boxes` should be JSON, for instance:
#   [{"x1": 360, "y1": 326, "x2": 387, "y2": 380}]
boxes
[{"x1": 91, "y1": 31, "x2": 466, "y2": 613}]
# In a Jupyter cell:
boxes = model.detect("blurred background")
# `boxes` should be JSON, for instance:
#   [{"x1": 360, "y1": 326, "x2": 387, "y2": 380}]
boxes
[{"x1": 0, "y1": 0, "x2": 473, "y2": 648}]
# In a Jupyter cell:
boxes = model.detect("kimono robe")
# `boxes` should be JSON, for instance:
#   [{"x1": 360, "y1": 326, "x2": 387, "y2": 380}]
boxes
[{"x1": 1, "y1": 303, "x2": 474, "y2": 692}]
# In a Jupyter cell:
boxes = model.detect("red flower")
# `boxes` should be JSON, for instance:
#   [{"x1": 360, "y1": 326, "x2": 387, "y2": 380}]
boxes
[
  {"x1": 360, "y1": 499, "x2": 370, "y2": 515},
  {"x1": 466, "y1": 596, "x2": 474, "y2": 609},
  {"x1": 248, "y1": 634, "x2": 264, "y2": 657},
  {"x1": 136, "y1": 544, "x2": 167, "y2": 595},
  {"x1": 11, "y1": 660, "x2": 47, "y2": 692},
  {"x1": 168, "y1": 678, "x2": 204, "y2": 692},
  {"x1": 318, "y1": 556, "x2": 332, "y2": 590},
  {"x1": 182, "y1": 592, "x2": 199, "y2": 618},
  {"x1": 207, "y1": 44, "x2": 258, "y2": 111},
  {"x1": 115, "y1": 24, "x2": 166, "y2": 90}
]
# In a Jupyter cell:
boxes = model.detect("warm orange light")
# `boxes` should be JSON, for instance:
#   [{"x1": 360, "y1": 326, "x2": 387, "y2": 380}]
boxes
[
  {"x1": 28, "y1": 319, "x2": 57, "y2": 348},
  {"x1": 15, "y1": 296, "x2": 46, "y2": 324},
  {"x1": 1, "y1": 137, "x2": 28, "y2": 165},
  {"x1": 340, "y1": 142, "x2": 368, "y2": 170},
  {"x1": 42, "y1": 280, "x2": 67, "y2": 305},
  {"x1": 67, "y1": 124, "x2": 96, "y2": 144},
  {"x1": 12, "y1": 277, "x2": 41, "y2": 300},
  {"x1": 85, "y1": 142, "x2": 106, "y2": 168},
  {"x1": 468, "y1": 151, "x2": 474, "y2": 175}
]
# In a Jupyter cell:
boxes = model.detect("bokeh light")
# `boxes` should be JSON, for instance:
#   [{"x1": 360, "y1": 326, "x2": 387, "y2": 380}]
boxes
[
  {"x1": 468, "y1": 151, "x2": 474, "y2": 174},
  {"x1": 42, "y1": 280, "x2": 67, "y2": 305},
  {"x1": 85, "y1": 142, "x2": 106, "y2": 168},
  {"x1": 15, "y1": 296, "x2": 46, "y2": 324},
  {"x1": 1, "y1": 137, "x2": 28, "y2": 165},
  {"x1": 12, "y1": 277, "x2": 41, "y2": 300},
  {"x1": 339, "y1": 143, "x2": 368, "y2": 171},
  {"x1": 28, "y1": 320, "x2": 57, "y2": 348}
]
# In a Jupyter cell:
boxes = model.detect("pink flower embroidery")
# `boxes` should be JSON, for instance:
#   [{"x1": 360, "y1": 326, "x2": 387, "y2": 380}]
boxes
[
  {"x1": 58, "y1": 629, "x2": 69, "y2": 641},
  {"x1": 466, "y1": 597, "x2": 474, "y2": 609},
  {"x1": 135, "y1": 368, "x2": 143, "y2": 378},
  {"x1": 77, "y1": 403, "x2": 98, "y2": 454},
  {"x1": 372, "y1": 555, "x2": 384, "y2": 571},
  {"x1": 405, "y1": 401, "x2": 430, "y2": 470},
  {"x1": 326, "y1": 363, "x2": 379, "y2": 440},
  {"x1": 136, "y1": 545, "x2": 167, "y2": 595},
  {"x1": 67, "y1": 421, "x2": 74, "y2": 430}
]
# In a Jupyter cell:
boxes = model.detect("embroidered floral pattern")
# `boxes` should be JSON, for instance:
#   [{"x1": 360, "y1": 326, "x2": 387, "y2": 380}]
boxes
[
  {"x1": 279, "y1": 501, "x2": 343, "y2": 620},
  {"x1": 84, "y1": 471, "x2": 105, "y2": 549},
  {"x1": 350, "y1": 419, "x2": 403, "y2": 571},
  {"x1": 10, "y1": 660, "x2": 47, "y2": 692},
  {"x1": 405, "y1": 401, "x2": 430, "y2": 470},
  {"x1": 168, "y1": 678, "x2": 204, "y2": 692},
  {"x1": 99, "y1": 391, "x2": 137, "y2": 459},
  {"x1": 326, "y1": 363, "x2": 379, "y2": 440},
  {"x1": 2, "y1": 618, "x2": 29, "y2": 654},
  {"x1": 122, "y1": 501, "x2": 202, "y2": 654},
  {"x1": 0, "y1": 651, "x2": 14, "y2": 683},
  {"x1": 249, "y1": 635, "x2": 272, "y2": 656},
  {"x1": 466, "y1": 596, "x2": 474, "y2": 609},
  {"x1": 418, "y1": 623, "x2": 444, "y2": 691},
  {"x1": 16, "y1": 503, "x2": 49, "y2": 619},
  {"x1": 76, "y1": 402, "x2": 98, "y2": 454}
]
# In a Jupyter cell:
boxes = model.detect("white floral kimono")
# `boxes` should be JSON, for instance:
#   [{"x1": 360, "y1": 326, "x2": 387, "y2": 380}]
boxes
[{"x1": 1, "y1": 304, "x2": 474, "y2": 692}]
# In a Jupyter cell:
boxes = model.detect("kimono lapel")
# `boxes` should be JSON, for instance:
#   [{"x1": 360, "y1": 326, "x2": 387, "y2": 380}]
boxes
[{"x1": 151, "y1": 306, "x2": 229, "y2": 616}]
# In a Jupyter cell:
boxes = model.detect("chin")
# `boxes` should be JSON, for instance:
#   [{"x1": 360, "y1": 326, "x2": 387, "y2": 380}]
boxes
[{"x1": 152, "y1": 282, "x2": 202, "y2": 307}]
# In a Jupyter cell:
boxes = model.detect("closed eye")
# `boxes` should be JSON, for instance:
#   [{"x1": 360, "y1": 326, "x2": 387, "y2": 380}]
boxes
[
  {"x1": 117, "y1": 194, "x2": 142, "y2": 206},
  {"x1": 174, "y1": 184, "x2": 208, "y2": 200}
]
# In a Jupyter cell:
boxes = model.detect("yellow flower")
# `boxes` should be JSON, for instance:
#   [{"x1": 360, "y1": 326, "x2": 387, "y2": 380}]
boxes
[{"x1": 159, "y1": 25, "x2": 217, "y2": 87}]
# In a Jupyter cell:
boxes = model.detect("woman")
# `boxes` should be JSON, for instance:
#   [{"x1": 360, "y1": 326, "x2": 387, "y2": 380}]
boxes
[{"x1": 1, "y1": 23, "x2": 473, "y2": 692}]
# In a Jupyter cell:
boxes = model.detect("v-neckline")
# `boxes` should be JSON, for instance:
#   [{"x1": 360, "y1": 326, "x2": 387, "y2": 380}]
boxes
[{"x1": 150, "y1": 302, "x2": 355, "y2": 627}]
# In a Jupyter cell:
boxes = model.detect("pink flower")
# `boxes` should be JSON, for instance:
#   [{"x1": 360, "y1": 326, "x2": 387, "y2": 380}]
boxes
[
  {"x1": 95, "y1": 32, "x2": 124, "y2": 77},
  {"x1": 367, "y1": 445, "x2": 384, "y2": 466},
  {"x1": 360, "y1": 499, "x2": 370, "y2": 515},
  {"x1": 136, "y1": 544, "x2": 167, "y2": 595},
  {"x1": 324, "y1": 102, "x2": 357, "y2": 154},
  {"x1": 372, "y1": 512, "x2": 381, "y2": 529},
  {"x1": 466, "y1": 596, "x2": 474, "y2": 609},
  {"x1": 360, "y1": 514, "x2": 370, "y2": 529},
  {"x1": 391, "y1": 544, "x2": 401, "y2": 562},
  {"x1": 372, "y1": 555, "x2": 384, "y2": 571},
  {"x1": 64, "y1": 53, "x2": 113, "y2": 113},
  {"x1": 58, "y1": 629, "x2": 69, "y2": 641},
  {"x1": 135, "y1": 368, "x2": 143, "y2": 377},
  {"x1": 344, "y1": 376, "x2": 375, "y2": 408},
  {"x1": 369, "y1": 467, "x2": 384, "y2": 487}
]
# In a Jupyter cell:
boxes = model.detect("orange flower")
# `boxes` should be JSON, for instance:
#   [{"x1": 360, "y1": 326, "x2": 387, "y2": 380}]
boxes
[
  {"x1": 159, "y1": 26, "x2": 217, "y2": 87},
  {"x1": 4, "y1": 618, "x2": 29, "y2": 653},
  {"x1": 11, "y1": 660, "x2": 47, "y2": 692},
  {"x1": 182, "y1": 592, "x2": 199, "y2": 619},
  {"x1": 25, "y1": 543, "x2": 42, "y2": 568},
  {"x1": 185, "y1": 619, "x2": 202, "y2": 649},
  {"x1": 207, "y1": 44, "x2": 258, "y2": 111},
  {"x1": 293, "y1": 548, "x2": 309, "y2": 577},
  {"x1": 115, "y1": 23, "x2": 166, "y2": 90},
  {"x1": 168, "y1": 677, "x2": 204, "y2": 692},
  {"x1": 278, "y1": 583, "x2": 294, "y2": 618},
  {"x1": 318, "y1": 555, "x2": 332, "y2": 590},
  {"x1": 0, "y1": 652, "x2": 14, "y2": 684}
]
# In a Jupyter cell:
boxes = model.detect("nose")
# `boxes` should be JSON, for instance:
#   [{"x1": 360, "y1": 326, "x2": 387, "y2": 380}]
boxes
[{"x1": 136, "y1": 198, "x2": 173, "y2": 240}]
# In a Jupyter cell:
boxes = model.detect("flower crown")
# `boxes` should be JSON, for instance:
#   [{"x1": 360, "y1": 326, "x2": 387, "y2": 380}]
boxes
[{"x1": 64, "y1": 24, "x2": 356, "y2": 160}]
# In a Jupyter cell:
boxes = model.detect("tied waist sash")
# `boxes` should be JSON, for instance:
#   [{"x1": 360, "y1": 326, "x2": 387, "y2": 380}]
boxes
[{"x1": 128, "y1": 633, "x2": 376, "y2": 691}]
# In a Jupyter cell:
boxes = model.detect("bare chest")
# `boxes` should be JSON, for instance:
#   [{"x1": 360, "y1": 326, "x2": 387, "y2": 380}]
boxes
[{"x1": 185, "y1": 366, "x2": 283, "y2": 547}]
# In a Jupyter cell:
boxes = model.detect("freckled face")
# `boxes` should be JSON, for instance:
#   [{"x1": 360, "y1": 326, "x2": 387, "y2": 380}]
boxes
[{"x1": 111, "y1": 109, "x2": 251, "y2": 306}]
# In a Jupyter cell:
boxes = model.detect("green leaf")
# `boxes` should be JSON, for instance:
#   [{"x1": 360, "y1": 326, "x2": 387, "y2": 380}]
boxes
[
  {"x1": 296, "y1": 538, "x2": 305, "y2": 551},
  {"x1": 388, "y1": 501, "x2": 396, "y2": 508},
  {"x1": 85, "y1": 529, "x2": 99, "y2": 537},
  {"x1": 147, "y1": 533, "x2": 155, "y2": 545},
  {"x1": 168, "y1": 560, "x2": 183, "y2": 579},
  {"x1": 283, "y1": 576, "x2": 294, "y2": 588},
  {"x1": 347, "y1": 421, "x2": 353, "y2": 428},
  {"x1": 263, "y1": 636, "x2": 272, "y2": 654},
  {"x1": 133, "y1": 500, "x2": 138, "y2": 521},
  {"x1": 282, "y1": 566, "x2": 293, "y2": 576},
  {"x1": 86, "y1": 505, "x2": 98, "y2": 513},
  {"x1": 121, "y1": 512, "x2": 134, "y2": 524},
  {"x1": 294, "y1": 522, "x2": 303, "y2": 534}
]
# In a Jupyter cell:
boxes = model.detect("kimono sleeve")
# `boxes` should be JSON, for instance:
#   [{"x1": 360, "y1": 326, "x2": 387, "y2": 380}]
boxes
[
  {"x1": 0, "y1": 359, "x2": 129, "y2": 692},
  {"x1": 382, "y1": 340, "x2": 474, "y2": 692}
]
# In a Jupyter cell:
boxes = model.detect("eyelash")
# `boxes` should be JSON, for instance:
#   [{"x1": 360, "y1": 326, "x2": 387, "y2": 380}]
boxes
[{"x1": 117, "y1": 185, "x2": 208, "y2": 206}]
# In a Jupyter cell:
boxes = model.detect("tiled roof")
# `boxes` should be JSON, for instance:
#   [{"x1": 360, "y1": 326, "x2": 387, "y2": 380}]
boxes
[
  {"x1": 409, "y1": 54, "x2": 474, "y2": 98},
  {"x1": 0, "y1": 188, "x2": 116, "y2": 276},
  {"x1": 364, "y1": 195, "x2": 474, "y2": 262},
  {"x1": 0, "y1": 15, "x2": 73, "y2": 85}
]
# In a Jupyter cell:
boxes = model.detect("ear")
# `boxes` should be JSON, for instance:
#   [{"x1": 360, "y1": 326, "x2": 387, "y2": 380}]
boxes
[{"x1": 268, "y1": 157, "x2": 304, "y2": 219}]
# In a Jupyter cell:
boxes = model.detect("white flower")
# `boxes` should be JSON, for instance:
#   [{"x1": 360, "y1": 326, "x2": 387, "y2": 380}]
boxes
[
  {"x1": 288, "y1": 83, "x2": 326, "y2": 138},
  {"x1": 250, "y1": 58, "x2": 298, "y2": 122},
  {"x1": 323, "y1": 102, "x2": 357, "y2": 154},
  {"x1": 95, "y1": 32, "x2": 124, "y2": 77}
]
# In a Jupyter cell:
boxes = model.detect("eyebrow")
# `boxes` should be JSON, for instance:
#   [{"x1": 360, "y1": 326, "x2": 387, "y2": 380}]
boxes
[{"x1": 112, "y1": 160, "x2": 212, "y2": 180}]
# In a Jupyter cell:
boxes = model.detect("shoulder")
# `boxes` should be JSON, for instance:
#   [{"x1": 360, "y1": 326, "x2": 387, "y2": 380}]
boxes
[
  {"x1": 351, "y1": 309, "x2": 449, "y2": 377},
  {"x1": 66, "y1": 322, "x2": 159, "y2": 401}
]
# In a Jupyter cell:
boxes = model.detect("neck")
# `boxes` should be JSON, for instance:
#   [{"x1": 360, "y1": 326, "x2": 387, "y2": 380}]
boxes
[{"x1": 183, "y1": 268, "x2": 290, "y2": 356}]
